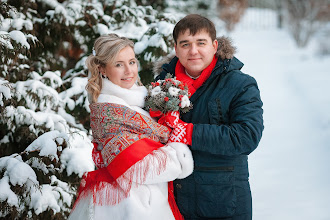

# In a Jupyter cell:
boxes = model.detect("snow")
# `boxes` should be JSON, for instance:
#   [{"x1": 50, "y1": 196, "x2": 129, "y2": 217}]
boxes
[
  {"x1": 0, "y1": 155, "x2": 38, "y2": 208},
  {"x1": 0, "y1": 176, "x2": 19, "y2": 206},
  {"x1": 9, "y1": 30, "x2": 30, "y2": 49},
  {"x1": 0, "y1": 3, "x2": 329, "y2": 219},
  {"x1": 157, "y1": 21, "x2": 175, "y2": 36},
  {"x1": 25, "y1": 131, "x2": 68, "y2": 160},
  {"x1": 0, "y1": 79, "x2": 12, "y2": 106},
  {"x1": 222, "y1": 9, "x2": 330, "y2": 220},
  {"x1": 30, "y1": 184, "x2": 61, "y2": 215},
  {"x1": 61, "y1": 131, "x2": 94, "y2": 177},
  {"x1": 59, "y1": 76, "x2": 89, "y2": 111}
]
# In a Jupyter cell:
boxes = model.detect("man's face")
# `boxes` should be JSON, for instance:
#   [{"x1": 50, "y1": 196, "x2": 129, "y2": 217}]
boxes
[{"x1": 175, "y1": 29, "x2": 218, "y2": 78}]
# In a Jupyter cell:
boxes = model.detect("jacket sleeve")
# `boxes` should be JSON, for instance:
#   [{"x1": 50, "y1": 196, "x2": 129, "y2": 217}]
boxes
[
  {"x1": 131, "y1": 142, "x2": 194, "y2": 184},
  {"x1": 191, "y1": 76, "x2": 264, "y2": 156}
]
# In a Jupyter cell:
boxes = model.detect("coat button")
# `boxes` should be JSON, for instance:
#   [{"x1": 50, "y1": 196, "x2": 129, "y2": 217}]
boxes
[{"x1": 176, "y1": 183, "x2": 182, "y2": 189}]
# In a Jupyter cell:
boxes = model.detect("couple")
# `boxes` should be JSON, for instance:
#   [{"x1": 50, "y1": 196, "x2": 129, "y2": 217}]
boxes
[{"x1": 69, "y1": 14, "x2": 264, "y2": 220}]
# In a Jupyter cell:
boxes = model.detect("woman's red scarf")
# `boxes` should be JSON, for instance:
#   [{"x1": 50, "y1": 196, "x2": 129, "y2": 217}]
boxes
[
  {"x1": 175, "y1": 55, "x2": 218, "y2": 97},
  {"x1": 73, "y1": 103, "x2": 183, "y2": 219}
]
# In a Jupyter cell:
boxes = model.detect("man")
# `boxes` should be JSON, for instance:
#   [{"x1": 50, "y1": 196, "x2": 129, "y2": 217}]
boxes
[{"x1": 155, "y1": 14, "x2": 264, "y2": 220}]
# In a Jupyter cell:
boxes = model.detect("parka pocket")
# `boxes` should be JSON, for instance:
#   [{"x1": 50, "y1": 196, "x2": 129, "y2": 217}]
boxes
[
  {"x1": 208, "y1": 98, "x2": 225, "y2": 125},
  {"x1": 194, "y1": 167, "x2": 236, "y2": 218}
]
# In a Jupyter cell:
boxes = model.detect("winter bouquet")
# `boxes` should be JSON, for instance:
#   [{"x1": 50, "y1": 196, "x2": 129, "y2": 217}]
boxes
[
  {"x1": 144, "y1": 74, "x2": 192, "y2": 115},
  {"x1": 145, "y1": 74, "x2": 194, "y2": 145}
]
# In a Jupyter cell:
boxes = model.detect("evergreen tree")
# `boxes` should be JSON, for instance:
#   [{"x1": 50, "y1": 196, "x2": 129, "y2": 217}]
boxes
[{"x1": 0, "y1": 0, "x2": 177, "y2": 218}]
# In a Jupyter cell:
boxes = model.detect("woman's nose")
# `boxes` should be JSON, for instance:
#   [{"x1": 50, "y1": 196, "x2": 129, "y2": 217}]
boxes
[{"x1": 124, "y1": 64, "x2": 132, "y2": 75}]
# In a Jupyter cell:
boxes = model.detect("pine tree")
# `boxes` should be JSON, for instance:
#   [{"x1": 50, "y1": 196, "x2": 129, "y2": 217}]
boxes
[{"x1": 0, "y1": 0, "x2": 177, "y2": 218}]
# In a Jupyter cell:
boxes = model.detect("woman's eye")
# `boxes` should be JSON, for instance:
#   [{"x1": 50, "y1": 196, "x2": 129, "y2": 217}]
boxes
[
  {"x1": 129, "y1": 60, "x2": 136, "y2": 65},
  {"x1": 115, "y1": 63, "x2": 122, "y2": 67}
]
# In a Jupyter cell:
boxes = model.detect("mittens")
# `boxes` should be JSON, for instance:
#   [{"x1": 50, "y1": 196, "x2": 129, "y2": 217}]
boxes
[
  {"x1": 169, "y1": 122, "x2": 193, "y2": 145},
  {"x1": 149, "y1": 109, "x2": 193, "y2": 145},
  {"x1": 163, "y1": 111, "x2": 181, "y2": 128}
]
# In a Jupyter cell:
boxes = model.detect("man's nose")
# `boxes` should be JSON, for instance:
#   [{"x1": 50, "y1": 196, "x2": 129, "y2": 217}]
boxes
[{"x1": 189, "y1": 44, "x2": 198, "y2": 55}]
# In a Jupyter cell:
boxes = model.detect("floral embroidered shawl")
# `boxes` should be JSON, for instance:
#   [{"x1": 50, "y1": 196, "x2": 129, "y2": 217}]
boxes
[{"x1": 74, "y1": 102, "x2": 171, "y2": 206}]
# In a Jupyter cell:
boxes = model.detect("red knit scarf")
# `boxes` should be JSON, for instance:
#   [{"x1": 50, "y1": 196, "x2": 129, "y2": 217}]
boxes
[{"x1": 175, "y1": 55, "x2": 218, "y2": 97}]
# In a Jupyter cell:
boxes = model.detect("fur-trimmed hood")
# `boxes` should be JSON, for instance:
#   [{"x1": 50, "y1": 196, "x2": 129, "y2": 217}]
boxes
[{"x1": 153, "y1": 36, "x2": 236, "y2": 75}]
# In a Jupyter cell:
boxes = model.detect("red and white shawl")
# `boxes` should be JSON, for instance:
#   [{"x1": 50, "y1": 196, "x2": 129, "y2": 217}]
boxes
[{"x1": 74, "y1": 102, "x2": 172, "y2": 205}]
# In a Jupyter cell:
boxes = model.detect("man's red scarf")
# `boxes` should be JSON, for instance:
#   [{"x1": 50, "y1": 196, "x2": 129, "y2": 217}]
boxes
[
  {"x1": 73, "y1": 103, "x2": 183, "y2": 219},
  {"x1": 175, "y1": 55, "x2": 218, "y2": 97}
]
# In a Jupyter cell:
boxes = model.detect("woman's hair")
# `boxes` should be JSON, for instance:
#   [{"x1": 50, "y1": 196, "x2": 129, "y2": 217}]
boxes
[{"x1": 85, "y1": 34, "x2": 135, "y2": 103}]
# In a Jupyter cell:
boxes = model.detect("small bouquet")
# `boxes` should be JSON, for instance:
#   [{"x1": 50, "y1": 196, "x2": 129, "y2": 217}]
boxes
[{"x1": 145, "y1": 74, "x2": 192, "y2": 114}]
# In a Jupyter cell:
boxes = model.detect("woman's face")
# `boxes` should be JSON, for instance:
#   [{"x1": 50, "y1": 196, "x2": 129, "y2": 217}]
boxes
[{"x1": 100, "y1": 46, "x2": 138, "y2": 89}]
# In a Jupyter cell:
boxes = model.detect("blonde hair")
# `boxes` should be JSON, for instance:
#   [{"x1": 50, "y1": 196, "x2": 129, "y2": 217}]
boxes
[{"x1": 85, "y1": 34, "x2": 138, "y2": 103}]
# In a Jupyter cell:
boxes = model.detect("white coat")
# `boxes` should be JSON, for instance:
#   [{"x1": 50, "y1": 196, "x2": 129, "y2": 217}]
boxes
[{"x1": 69, "y1": 79, "x2": 194, "y2": 220}]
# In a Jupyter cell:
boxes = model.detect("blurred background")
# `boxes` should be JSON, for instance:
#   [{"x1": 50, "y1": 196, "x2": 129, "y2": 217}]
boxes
[{"x1": 1, "y1": 0, "x2": 329, "y2": 219}]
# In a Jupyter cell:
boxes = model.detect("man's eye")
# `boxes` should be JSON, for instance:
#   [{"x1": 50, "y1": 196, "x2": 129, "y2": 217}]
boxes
[
  {"x1": 198, "y1": 42, "x2": 205, "y2": 45},
  {"x1": 182, "y1": 43, "x2": 189, "y2": 48}
]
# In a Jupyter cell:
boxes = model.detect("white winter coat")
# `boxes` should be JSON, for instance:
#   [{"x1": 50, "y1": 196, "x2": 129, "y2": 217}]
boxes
[{"x1": 69, "y1": 79, "x2": 194, "y2": 220}]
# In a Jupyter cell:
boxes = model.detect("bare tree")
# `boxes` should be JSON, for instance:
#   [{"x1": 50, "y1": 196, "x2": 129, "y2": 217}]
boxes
[
  {"x1": 283, "y1": 0, "x2": 329, "y2": 47},
  {"x1": 217, "y1": 0, "x2": 248, "y2": 32},
  {"x1": 275, "y1": 0, "x2": 284, "y2": 28}
]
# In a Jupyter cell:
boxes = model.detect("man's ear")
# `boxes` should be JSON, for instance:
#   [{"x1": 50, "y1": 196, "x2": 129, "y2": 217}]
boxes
[
  {"x1": 212, "y1": 39, "x2": 218, "y2": 54},
  {"x1": 174, "y1": 43, "x2": 177, "y2": 55}
]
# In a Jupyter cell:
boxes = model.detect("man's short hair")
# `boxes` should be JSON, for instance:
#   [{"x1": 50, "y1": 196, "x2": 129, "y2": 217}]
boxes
[{"x1": 173, "y1": 14, "x2": 216, "y2": 44}]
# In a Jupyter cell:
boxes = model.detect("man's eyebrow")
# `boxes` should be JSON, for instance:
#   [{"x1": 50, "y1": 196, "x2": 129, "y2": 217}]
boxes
[
  {"x1": 179, "y1": 40, "x2": 189, "y2": 45},
  {"x1": 179, "y1": 39, "x2": 208, "y2": 45}
]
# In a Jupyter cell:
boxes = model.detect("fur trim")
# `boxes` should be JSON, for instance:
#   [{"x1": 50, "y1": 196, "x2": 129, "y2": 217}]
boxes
[
  {"x1": 167, "y1": 142, "x2": 193, "y2": 179},
  {"x1": 99, "y1": 78, "x2": 147, "y2": 108},
  {"x1": 216, "y1": 36, "x2": 236, "y2": 60},
  {"x1": 152, "y1": 36, "x2": 236, "y2": 75}
]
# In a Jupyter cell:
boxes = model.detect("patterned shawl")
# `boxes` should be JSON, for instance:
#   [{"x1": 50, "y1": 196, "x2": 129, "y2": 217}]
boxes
[{"x1": 74, "y1": 102, "x2": 171, "y2": 206}]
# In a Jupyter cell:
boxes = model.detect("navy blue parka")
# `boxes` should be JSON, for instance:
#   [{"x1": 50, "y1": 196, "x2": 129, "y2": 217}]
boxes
[{"x1": 155, "y1": 37, "x2": 264, "y2": 219}]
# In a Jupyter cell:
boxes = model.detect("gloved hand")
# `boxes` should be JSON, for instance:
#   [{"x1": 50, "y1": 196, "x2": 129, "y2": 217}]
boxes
[
  {"x1": 163, "y1": 111, "x2": 181, "y2": 128},
  {"x1": 149, "y1": 110, "x2": 182, "y2": 128},
  {"x1": 92, "y1": 143, "x2": 105, "y2": 169},
  {"x1": 168, "y1": 122, "x2": 193, "y2": 145}
]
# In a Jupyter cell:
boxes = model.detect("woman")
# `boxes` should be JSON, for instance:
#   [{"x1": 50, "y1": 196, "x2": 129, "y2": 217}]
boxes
[{"x1": 69, "y1": 34, "x2": 193, "y2": 220}]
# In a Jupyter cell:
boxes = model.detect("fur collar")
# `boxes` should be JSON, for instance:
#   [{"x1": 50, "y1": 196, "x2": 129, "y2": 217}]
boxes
[
  {"x1": 98, "y1": 78, "x2": 147, "y2": 108},
  {"x1": 153, "y1": 36, "x2": 236, "y2": 75}
]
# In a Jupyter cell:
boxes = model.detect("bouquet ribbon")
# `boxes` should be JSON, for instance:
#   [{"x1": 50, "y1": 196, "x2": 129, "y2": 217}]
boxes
[{"x1": 149, "y1": 110, "x2": 180, "y2": 128}]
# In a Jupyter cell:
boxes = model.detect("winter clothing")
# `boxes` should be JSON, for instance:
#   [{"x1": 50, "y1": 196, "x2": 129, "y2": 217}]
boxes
[
  {"x1": 169, "y1": 121, "x2": 193, "y2": 145},
  {"x1": 175, "y1": 55, "x2": 218, "y2": 97},
  {"x1": 155, "y1": 36, "x2": 264, "y2": 219},
  {"x1": 69, "y1": 79, "x2": 194, "y2": 220}
]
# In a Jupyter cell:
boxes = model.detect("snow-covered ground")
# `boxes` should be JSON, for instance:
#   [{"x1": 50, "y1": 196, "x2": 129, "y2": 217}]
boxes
[{"x1": 222, "y1": 9, "x2": 330, "y2": 220}]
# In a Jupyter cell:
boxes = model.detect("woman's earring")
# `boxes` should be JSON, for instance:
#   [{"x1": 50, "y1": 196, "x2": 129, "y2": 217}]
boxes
[{"x1": 101, "y1": 73, "x2": 109, "y2": 80}]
